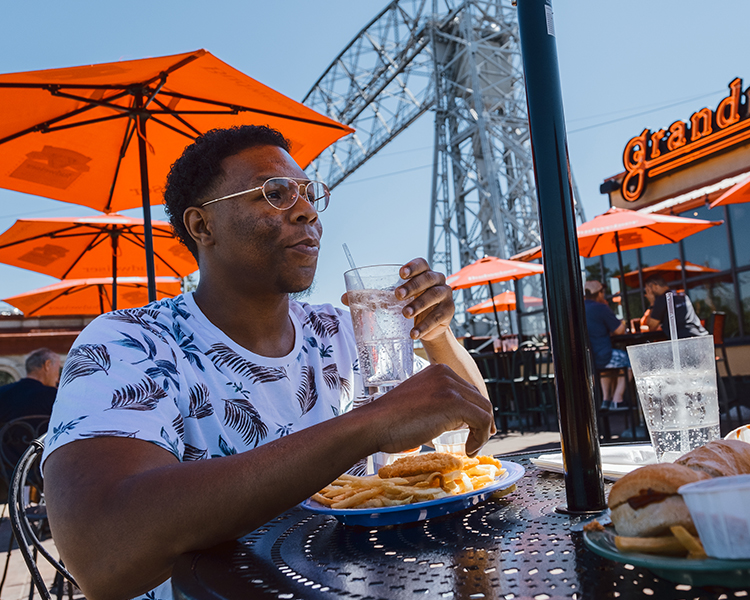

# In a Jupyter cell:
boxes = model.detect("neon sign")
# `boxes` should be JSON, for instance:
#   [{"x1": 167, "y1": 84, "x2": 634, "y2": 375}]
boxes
[{"x1": 621, "y1": 78, "x2": 749, "y2": 202}]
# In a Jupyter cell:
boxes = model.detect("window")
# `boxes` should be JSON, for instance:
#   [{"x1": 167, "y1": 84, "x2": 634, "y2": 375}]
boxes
[
  {"x1": 680, "y1": 205, "x2": 731, "y2": 272},
  {"x1": 729, "y1": 203, "x2": 750, "y2": 268},
  {"x1": 687, "y1": 275, "x2": 738, "y2": 337}
]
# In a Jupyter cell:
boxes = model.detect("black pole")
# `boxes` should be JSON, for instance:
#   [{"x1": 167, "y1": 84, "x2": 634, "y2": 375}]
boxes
[
  {"x1": 614, "y1": 232, "x2": 631, "y2": 329},
  {"x1": 487, "y1": 280, "x2": 504, "y2": 340},
  {"x1": 110, "y1": 229, "x2": 119, "y2": 311},
  {"x1": 516, "y1": 0, "x2": 605, "y2": 512},
  {"x1": 135, "y1": 92, "x2": 157, "y2": 303}
]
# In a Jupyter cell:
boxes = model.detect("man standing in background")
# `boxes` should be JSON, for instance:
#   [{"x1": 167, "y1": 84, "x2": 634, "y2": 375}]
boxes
[{"x1": 0, "y1": 347, "x2": 59, "y2": 424}]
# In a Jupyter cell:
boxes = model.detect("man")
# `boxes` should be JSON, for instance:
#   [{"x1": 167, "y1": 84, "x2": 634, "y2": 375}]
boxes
[
  {"x1": 42, "y1": 125, "x2": 494, "y2": 600},
  {"x1": 0, "y1": 347, "x2": 59, "y2": 425},
  {"x1": 644, "y1": 274, "x2": 708, "y2": 338},
  {"x1": 583, "y1": 280, "x2": 629, "y2": 410}
]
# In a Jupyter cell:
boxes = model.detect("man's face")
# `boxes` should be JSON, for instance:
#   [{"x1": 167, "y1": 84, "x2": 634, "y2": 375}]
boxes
[
  {"x1": 42, "y1": 355, "x2": 61, "y2": 387},
  {"x1": 205, "y1": 145, "x2": 323, "y2": 295}
]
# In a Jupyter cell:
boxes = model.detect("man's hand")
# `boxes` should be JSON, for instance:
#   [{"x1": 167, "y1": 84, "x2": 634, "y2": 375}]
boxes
[
  {"x1": 644, "y1": 285, "x2": 656, "y2": 307},
  {"x1": 395, "y1": 258, "x2": 454, "y2": 341},
  {"x1": 340, "y1": 257, "x2": 454, "y2": 342},
  {"x1": 357, "y1": 364, "x2": 494, "y2": 456}
]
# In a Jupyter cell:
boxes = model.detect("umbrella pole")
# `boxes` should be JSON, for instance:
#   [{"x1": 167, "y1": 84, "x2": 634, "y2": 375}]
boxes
[
  {"x1": 517, "y1": 0, "x2": 605, "y2": 513},
  {"x1": 614, "y1": 232, "x2": 631, "y2": 329},
  {"x1": 110, "y1": 230, "x2": 119, "y2": 311},
  {"x1": 135, "y1": 93, "x2": 157, "y2": 303},
  {"x1": 487, "y1": 281, "x2": 503, "y2": 341}
]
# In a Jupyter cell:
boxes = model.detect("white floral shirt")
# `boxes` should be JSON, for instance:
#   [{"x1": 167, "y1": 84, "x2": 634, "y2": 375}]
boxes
[{"x1": 42, "y1": 292, "x2": 365, "y2": 600}]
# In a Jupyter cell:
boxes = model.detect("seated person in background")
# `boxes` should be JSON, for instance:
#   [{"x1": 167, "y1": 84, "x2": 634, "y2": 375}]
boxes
[
  {"x1": 583, "y1": 281, "x2": 629, "y2": 411},
  {"x1": 644, "y1": 274, "x2": 708, "y2": 338},
  {"x1": 0, "y1": 347, "x2": 60, "y2": 426},
  {"x1": 41, "y1": 125, "x2": 494, "y2": 600}
]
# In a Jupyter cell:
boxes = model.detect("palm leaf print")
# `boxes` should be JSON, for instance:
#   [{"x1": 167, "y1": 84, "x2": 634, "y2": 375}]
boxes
[
  {"x1": 213, "y1": 435, "x2": 237, "y2": 457},
  {"x1": 145, "y1": 359, "x2": 180, "y2": 392},
  {"x1": 322, "y1": 364, "x2": 351, "y2": 396},
  {"x1": 49, "y1": 416, "x2": 88, "y2": 444},
  {"x1": 296, "y1": 366, "x2": 318, "y2": 416},
  {"x1": 166, "y1": 296, "x2": 192, "y2": 321},
  {"x1": 183, "y1": 444, "x2": 208, "y2": 461},
  {"x1": 79, "y1": 430, "x2": 139, "y2": 439},
  {"x1": 109, "y1": 378, "x2": 167, "y2": 411},
  {"x1": 106, "y1": 309, "x2": 167, "y2": 340},
  {"x1": 223, "y1": 398, "x2": 268, "y2": 447},
  {"x1": 306, "y1": 311, "x2": 340, "y2": 337},
  {"x1": 187, "y1": 383, "x2": 214, "y2": 419},
  {"x1": 173, "y1": 414, "x2": 185, "y2": 440},
  {"x1": 60, "y1": 344, "x2": 111, "y2": 387},
  {"x1": 207, "y1": 344, "x2": 287, "y2": 383},
  {"x1": 159, "y1": 427, "x2": 180, "y2": 456}
]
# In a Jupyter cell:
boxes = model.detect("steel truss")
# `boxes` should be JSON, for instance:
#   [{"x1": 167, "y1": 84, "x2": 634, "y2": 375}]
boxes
[{"x1": 304, "y1": 0, "x2": 584, "y2": 336}]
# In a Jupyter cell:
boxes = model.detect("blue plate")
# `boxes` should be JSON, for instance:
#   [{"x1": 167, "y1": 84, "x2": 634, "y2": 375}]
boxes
[
  {"x1": 584, "y1": 528, "x2": 750, "y2": 588},
  {"x1": 301, "y1": 460, "x2": 525, "y2": 527}
]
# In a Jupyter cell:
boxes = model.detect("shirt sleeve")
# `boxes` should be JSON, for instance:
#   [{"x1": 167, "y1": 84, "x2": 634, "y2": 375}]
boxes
[
  {"x1": 650, "y1": 294, "x2": 666, "y2": 323},
  {"x1": 603, "y1": 307, "x2": 623, "y2": 334},
  {"x1": 42, "y1": 312, "x2": 186, "y2": 467}
]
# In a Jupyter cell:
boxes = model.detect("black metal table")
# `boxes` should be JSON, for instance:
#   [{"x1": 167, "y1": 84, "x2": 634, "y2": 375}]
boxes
[{"x1": 172, "y1": 451, "x2": 747, "y2": 600}]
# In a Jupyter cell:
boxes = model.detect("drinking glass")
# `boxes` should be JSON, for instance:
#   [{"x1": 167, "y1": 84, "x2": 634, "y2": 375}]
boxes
[{"x1": 627, "y1": 336, "x2": 720, "y2": 463}]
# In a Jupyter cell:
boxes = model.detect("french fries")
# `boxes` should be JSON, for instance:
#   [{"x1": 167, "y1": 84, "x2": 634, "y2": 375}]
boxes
[
  {"x1": 614, "y1": 525, "x2": 707, "y2": 559},
  {"x1": 313, "y1": 455, "x2": 506, "y2": 510}
]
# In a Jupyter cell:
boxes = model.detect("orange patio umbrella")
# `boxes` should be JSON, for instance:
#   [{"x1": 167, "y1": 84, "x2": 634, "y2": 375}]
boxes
[
  {"x1": 467, "y1": 291, "x2": 544, "y2": 314},
  {"x1": 622, "y1": 258, "x2": 720, "y2": 288},
  {"x1": 709, "y1": 174, "x2": 750, "y2": 208},
  {"x1": 467, "y1": 291, "x2": 543, "y2": 335},
  {"x1": 0, "y1": 214, "x2": 197, "y2": 309},
  {"x1": 447, "y1": 256, "x2": 544, "y2": 338},
  {"x1": 0, "y1": 50, "x2": 353, "y2": 300},
  {"x1": 3, "y1": 277, "x2": 182, "y2": 317},
  {"x1": 508, "y1": 207, "x2": 722, "y2": 325}
]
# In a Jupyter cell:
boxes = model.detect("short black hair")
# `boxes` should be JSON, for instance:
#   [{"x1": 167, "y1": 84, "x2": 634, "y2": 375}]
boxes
[
  {"x1": 163, "y1": 125, "x2": 291, "y2": 259},
  {"x1": 644, "y1": 274, "x2": 668, "y2": 288},
  {"x1": 25, "y1": 348, "x2": 57, "y2": 374}
]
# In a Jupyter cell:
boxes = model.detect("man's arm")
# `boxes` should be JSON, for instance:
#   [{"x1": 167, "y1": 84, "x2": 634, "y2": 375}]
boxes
[
  {"x1": 44, "y1": 364, "x2": 493, "y2": 600},
  {"x1": 396, "y1": 258, "x2": 489, "y2": 398}
]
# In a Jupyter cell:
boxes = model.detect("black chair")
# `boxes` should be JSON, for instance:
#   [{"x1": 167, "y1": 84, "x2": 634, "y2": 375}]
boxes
[
  {"x1": 8, "y1": 435, "x2": 78, "y2": 600},
  {"x1": 0, "y1": 415, "x2": 50, "y2": 498},
  {"x1": 472, "y1": 350, "x2": 523, "y2": 432},
  {"x1": 710, "y1": 311, "x2": 743, "y2": 428},
  {"x1": 513, "y1": 343, "x2": 556, "y2": 430}
]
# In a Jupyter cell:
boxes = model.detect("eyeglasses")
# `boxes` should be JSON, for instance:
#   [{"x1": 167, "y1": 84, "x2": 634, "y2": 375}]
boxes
[{"x1": 200, "y1": 177, "x2": 330, "y2": 212}]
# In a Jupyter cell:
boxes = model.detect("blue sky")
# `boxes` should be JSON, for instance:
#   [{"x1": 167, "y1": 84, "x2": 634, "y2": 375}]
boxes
[{"x1": 1, "y1": 0, "x2": 748, "y2": 312}]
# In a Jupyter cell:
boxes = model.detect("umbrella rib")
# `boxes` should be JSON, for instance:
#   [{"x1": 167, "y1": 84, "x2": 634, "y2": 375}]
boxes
[
  {"x1": 151, "y1": 96, "x2": 203, "y2": 136},
  {"x1": 148, "y1": 116, "x2": 198, "y2": 141},
  {"x1": 26, "y1": 285, "x2": 81, "y2": 317},
  {"x1": 156, "y1": 90, "x2": 352, "y2": 131},
  {"x1": 105, "y1": 119, "x2": 138, "y2": 213},
  {"x1": 0, "y1": 89, "x2": 130, "y2": 146},
  {"x1": 643, "y1": 226, "x2": 682, "y2": 244},
  {"x1": 42, "y1": 112, "x2": 130, "y2": 133},
  {"x1": 59, "y1": 231, "x2": 106, "y2": 279},
  {"x1": 117, "y1": 231, "x2": 184, "y2": 277}
]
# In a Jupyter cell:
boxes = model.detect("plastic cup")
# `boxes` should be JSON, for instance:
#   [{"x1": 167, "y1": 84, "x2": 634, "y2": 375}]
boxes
[
  {"x1": 344, "y1": 264, "x2": 414, "y2": 387},
  {"x1": 432, "y1": 428, "x2": 470, "y2": 455},
  {"x1": 679, "y1": 474, "x2": 750, "y2": 559},
  {"x1": 627, "y1": 336, "x2": 720, "y2": 463}
]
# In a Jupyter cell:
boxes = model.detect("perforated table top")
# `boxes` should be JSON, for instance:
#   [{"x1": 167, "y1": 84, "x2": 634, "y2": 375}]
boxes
[{"x1": 172, "y1": 452, "x2": 750, "y2": 600}]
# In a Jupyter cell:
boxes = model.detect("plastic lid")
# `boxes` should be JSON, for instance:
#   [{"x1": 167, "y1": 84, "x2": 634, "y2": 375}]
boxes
[{"x1": 678, "y1": 474, "x2": 750, "y2": 495}]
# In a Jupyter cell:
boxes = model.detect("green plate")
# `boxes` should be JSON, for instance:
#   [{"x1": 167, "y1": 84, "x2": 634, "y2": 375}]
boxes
[{"x1": 583, "y1": 529, "x2": 750, "y2": 588}]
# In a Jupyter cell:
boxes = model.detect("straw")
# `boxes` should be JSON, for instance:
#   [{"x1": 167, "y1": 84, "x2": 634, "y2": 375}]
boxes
[
  {"x1": 666, "y1": 291, "x2": 681, "y2": 370},
  {"x1": 342, "y1": 243, "x2": 364, "y2": 289}
]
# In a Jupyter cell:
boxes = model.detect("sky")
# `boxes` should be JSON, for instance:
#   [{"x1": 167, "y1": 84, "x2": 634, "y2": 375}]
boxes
[{"x1": 1, "y1": 0, "x2": 749, "y2": 314}]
